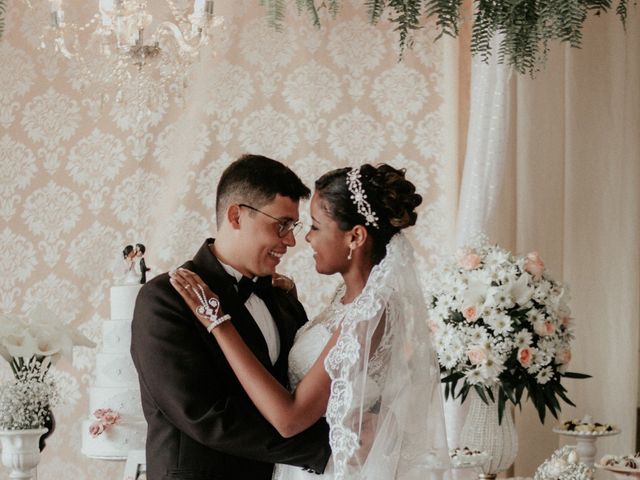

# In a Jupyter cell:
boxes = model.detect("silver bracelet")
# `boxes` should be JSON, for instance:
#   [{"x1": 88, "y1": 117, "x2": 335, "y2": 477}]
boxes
[{"x1": 206, "y1": 313, "x2": 231, "y2": 332}]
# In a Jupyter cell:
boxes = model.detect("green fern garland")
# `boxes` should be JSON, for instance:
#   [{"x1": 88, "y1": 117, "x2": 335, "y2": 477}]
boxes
[
  {"x1": 260, "y1": 0, "x2": 635, "y2": 75},
  {"x1": 0, "y1": 0, "x2": 6, "y2": 40}
]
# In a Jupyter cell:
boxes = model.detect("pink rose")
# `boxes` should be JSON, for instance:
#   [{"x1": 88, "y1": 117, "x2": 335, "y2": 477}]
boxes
[
  {"x1": 534, "y1": 319, "x2": 555, "y2": 336},
  {"x1": 524, "y1": 251, "x2": 545, "y2": 279},
  {"x1": 93, "y1": 409, "x2": 108, "y2": 419},
  {"x1": 556, "y1": 349, "x2": 572, "y2": 365},
  {"x1": 518, "y1": 347, "x2": 533, "y2": 367},
  {"x1": 466, "y1": 346, "x2": 487, "y2": 365},
  {"x1": 102, "y1": 411, "x2": 120, "y2": 425},
  {"x1": 459, "y1": 251, "x2": 482, "y2": 270},
  {"x1": 89, "y1": 421, "x2": 105, "y2": 438},
  {"x1": 560, "y1": 315, "x2": 572, "y2": 328},
  {"x1": 427, "y1": 320, "x2": 439, "y2": 334},
  {"x1": 462, "y1": 305, "x2": 478, "y2": 322}
]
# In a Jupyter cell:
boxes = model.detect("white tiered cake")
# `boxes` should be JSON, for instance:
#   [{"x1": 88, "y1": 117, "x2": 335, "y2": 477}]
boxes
[{"x1": 81, "y1": 284, "x2": 147, "y2": 459}]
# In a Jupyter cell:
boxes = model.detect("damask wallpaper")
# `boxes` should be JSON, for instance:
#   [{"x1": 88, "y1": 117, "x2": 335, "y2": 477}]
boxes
[{"x1": 0, "y1": 1, "x2": 460, "y2": 478}]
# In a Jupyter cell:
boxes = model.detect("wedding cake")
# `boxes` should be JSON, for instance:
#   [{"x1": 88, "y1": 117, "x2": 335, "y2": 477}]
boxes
[{"x1": 81, "y1": 283, "x2": 147, "y2": 459}]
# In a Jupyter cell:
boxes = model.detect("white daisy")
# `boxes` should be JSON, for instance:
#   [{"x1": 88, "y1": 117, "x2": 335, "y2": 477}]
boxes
[
  {"x1": 536, "y1": 366, "x2": 553, "y2": 384},
  {"x1": 440, "y1": 351, "x2": 459, "y2": 370},
  {"x1": 464, "y1": 367, "x2": 484, "y2": 385},
  {"x1": 467, "y1": 325, "x2": 490, "y2": 344},
  {"x1": 486, "y1": 313, "x2": 513, "y2": 335},
  {"x1": 480, "y1": 356, "x2": 504, "y2": 382},
  {"x1": 514, "y1": 330, "x2": 533, "y2": 348}
]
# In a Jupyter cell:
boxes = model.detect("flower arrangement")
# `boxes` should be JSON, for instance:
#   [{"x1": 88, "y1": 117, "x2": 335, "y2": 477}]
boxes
[
  {"x1": 0, "y1": 305, "x2": 95, "y2": 376},
  {"x1": 0, "y1": 305, "x2": 95, "y2": 431},
  {"x1": 426, "y1": 242, "x2": 589, "y2": 423},
  {"x1": 0, "y1": 358, "x2": 60, "y2": 430},
  {"x1": 89, "y1": 408, "x2": 121, "y2": 437},
  {"x1": 534, "y1": 446, "x2": 593, "y2": 480}
]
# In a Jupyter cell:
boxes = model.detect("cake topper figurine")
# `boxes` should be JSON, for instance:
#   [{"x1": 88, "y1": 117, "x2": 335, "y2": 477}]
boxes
[
  {"x1": 114, "y1": 244, "x2": 149, "y2": 285},
  {"x1": 135, "y1": 243, "x2": 150, "y2": 284}
]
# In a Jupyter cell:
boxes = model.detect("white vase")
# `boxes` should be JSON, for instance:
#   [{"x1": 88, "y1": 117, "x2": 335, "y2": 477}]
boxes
[
  {"x1": 0, "y1": 428, "x2": 48, "y2": 480},
  {"x1": 459, "y1": 388, "x2": 518, "y2": 479}
]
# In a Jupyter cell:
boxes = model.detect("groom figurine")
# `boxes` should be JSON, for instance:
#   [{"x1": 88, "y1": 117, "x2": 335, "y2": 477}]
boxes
[{"x1": 131, "y1": 154, "x2": 330, "y2": 480}]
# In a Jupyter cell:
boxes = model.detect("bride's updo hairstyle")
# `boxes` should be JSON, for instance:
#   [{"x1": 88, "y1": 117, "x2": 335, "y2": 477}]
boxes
[{"x1": 315, "y1": 164, "x2": 422, "y2": 264}]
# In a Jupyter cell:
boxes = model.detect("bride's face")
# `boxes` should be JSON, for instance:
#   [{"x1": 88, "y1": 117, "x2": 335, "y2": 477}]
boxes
[{"x1": 305, "y1": 192, "x2": 351, "y2": 275}]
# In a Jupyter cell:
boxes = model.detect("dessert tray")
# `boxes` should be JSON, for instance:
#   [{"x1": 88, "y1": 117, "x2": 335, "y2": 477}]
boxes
[
  {"x1": 553, "y1": 416, "x2": 619, "y2": 437},
  {"x1": 596, "y1": 454, "x2": 640, "y2": 478},
  {"x1": 595, "y1": 464, "x2": 640, "y2": 478},
  {"x1": 553, "y1": 427, "x2": 621, "y2": 437},
  {"x1": 449, "y1": 447, "x2": 490, "y2": 469}
]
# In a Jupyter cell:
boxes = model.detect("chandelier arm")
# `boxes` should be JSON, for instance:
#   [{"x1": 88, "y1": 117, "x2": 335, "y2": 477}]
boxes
[{"x1": 152, "y1": 20, "x2": 209, "y2": 54}]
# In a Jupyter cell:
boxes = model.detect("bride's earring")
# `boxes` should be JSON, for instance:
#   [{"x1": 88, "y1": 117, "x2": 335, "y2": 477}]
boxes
[{"x1": 347, "y1": 245, "x2": 353, "y2": 261}]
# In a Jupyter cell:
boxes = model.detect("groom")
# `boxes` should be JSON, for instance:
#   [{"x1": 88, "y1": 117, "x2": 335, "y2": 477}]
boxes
[{"x1": 131, "y1": 154, "x2": 331, "y2": 480}]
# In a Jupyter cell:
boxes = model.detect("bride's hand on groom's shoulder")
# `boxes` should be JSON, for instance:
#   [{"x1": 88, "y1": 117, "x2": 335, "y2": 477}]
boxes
[
  {"x1": 272, "y1": 273, "x2": 297, "y2": 299},
  {"x1": 169, "y1": 268, "x2": 224, "y2": 329}
]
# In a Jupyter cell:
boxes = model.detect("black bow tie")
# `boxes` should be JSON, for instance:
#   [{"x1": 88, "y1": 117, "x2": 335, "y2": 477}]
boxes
[{"x1": 237, "y1": 275, "x2": 271, "y2": 303}]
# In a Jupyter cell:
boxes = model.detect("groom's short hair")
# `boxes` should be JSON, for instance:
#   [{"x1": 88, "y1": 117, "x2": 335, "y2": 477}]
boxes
[{"x1": 215, "y1": 154, "x2": 310, "y2": 228}]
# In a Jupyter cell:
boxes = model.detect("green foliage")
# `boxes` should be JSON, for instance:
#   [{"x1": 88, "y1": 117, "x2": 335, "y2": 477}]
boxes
[
  {"x1": 366, "y1": 0, "x2": 387, "y2": 24},
  {"x1": 259, "y1": 0, "x2": 635, "y2": 75},
  {"x1": 388, "y1": 0, "x2": 423, "y2": 53},
  {"x1": 259, "y1": 0, "x2": 288, "y2": 31},
  {"x1": 0, "y1": 0, "x2": 6, "y2": 40},
  {"x1": 425, "y1": 0, "x2": 463, "y2": 38},
  {"x1": 442, "y1": 367, "x2": 591, "y2": 425}
]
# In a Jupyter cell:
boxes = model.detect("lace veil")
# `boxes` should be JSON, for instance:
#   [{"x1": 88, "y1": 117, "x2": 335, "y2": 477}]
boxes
[{"x1": 324, "y1": 233, "x2": 450, "y2": 479}]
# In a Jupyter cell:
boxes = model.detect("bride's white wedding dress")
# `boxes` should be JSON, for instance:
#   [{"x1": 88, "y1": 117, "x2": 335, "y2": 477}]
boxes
[
  {"x1": 273, "y1": 287, "x2": 390, "y2": 480},
  {"x1": 273, "y1": 234, "x2": 450, "y2": 480}
]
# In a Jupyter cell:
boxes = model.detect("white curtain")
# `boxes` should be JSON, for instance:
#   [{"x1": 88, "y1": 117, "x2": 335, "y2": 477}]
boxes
[
  {"x1": 447, "y1": 39, "x2": 513, "y2": 479},
  {"x1": 452, "y1": 10, "x2": 640, "y2": 478}
]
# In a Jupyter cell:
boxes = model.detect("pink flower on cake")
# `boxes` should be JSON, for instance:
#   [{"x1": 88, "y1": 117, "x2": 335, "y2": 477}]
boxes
[
  {"x1": 524, "y1": 251, "x2": 545, "y2": 279},
  {"x1": 102, "y1": 410, "x2": 120, "y2": 425},
  {"x1": 89, "y1": 408, "x2": 121, "y2": 437},
  {"x1": 89, "y1": 421, "x2": 105, "y2": 437}
]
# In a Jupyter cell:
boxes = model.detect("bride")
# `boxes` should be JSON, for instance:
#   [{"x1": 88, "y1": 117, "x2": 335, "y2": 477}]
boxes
[{"x1": 170, "y1": 164, "x2": 450, "y2": 479}]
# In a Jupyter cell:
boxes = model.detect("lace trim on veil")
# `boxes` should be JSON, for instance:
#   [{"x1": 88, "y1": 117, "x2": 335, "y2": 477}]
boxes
[{"x1": 323, "y1": 233, "x2": 450, "y2": 479}]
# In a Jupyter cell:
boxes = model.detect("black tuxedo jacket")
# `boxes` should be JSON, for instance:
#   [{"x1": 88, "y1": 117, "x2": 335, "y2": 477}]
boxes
[{"x1": 131, "y1": 239, "x2": 330, "y2": 480}]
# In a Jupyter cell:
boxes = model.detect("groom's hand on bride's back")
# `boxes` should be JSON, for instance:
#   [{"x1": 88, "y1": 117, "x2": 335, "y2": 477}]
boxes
[{"x1": 272, "y1": 273, "x2": 298, "y2": 299}]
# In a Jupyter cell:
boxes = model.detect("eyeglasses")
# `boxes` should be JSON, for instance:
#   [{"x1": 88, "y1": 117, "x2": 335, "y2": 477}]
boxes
[{"x1": 238, "y1": 204, "x2": 303, "y2": 237}]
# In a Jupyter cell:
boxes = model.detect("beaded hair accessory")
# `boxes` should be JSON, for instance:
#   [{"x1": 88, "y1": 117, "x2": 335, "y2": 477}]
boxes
[{"x1": 346, "y1": 167, "x2": 379, "y2": 228}]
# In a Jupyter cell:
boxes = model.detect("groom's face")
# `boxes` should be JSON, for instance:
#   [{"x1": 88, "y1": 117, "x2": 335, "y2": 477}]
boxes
[{"x1": 237, "y1": 194, "x2": 299, "y2": 278}]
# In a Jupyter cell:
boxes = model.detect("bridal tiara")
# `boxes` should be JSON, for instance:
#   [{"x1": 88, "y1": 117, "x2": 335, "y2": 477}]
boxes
[{"x1": 346, "y1": 167, "x2": 379, "y2": 228}]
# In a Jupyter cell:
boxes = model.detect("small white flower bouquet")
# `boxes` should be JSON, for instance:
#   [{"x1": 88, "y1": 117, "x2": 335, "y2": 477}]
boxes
[
  {"x1": 0, "y1": 359, "x2": 60, "y2": 430},
  {"x1": 0, "y1": 304, "x2": 95, "y2": 431},
  {"x1": 426, "y1": 242, "x2": 590, "y2": 423}
]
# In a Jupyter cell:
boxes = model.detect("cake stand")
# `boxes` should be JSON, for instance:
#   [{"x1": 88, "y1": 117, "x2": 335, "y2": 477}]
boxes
[{"x1": 553, "y1": 428, "x2": 621, "y2": 467}]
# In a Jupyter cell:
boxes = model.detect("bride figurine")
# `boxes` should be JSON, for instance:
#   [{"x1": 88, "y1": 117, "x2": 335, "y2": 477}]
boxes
[{"x1": 113, "y1": 245, "x2": 140, "y2": 285}]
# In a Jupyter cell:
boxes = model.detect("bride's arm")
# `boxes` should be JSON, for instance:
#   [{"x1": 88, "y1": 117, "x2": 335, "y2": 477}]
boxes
[{"x1": 170, "y1": 268, "x2": 337, "y2": 438}]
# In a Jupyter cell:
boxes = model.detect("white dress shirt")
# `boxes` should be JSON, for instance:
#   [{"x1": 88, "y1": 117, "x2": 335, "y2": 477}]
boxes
[{"x1": 218, "y1": 261, "x2": 280, "y2": 365}]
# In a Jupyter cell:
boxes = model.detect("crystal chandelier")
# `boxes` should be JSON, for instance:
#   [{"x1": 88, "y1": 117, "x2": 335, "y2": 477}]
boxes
[{"x1": 43, "y1": 0, "x2": 218, "y2": 124}]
